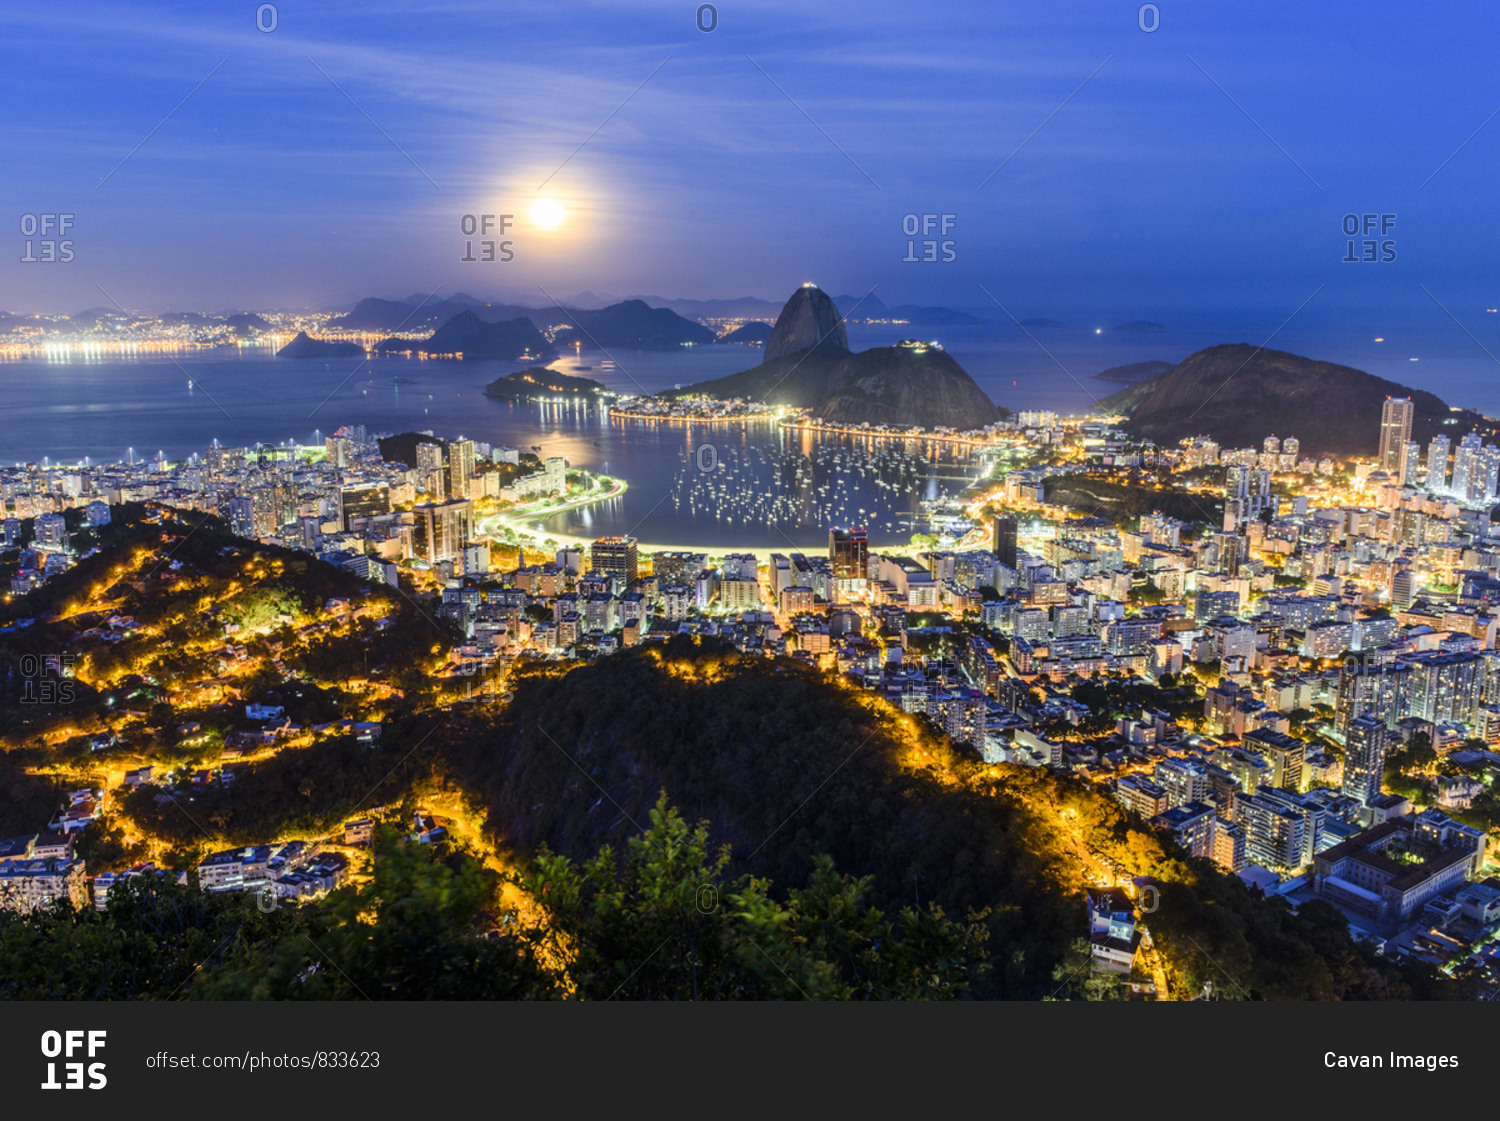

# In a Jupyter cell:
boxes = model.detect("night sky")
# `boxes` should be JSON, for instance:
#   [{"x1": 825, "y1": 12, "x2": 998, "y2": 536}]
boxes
[{"x1": 3, "y1": 0, "x2": 1497, "y2": 327}]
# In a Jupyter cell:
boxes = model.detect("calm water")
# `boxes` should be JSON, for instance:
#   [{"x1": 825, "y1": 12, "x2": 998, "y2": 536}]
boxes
[
  {"x1": 847, "y1": 320, "x2": 1500, "y2": 419},
  {"x1": 0, "y1": 341, "x2": 975, "y2": 549},
  {"x1": 5, "y1": 317, "x2": 1499, "y2": 547}
]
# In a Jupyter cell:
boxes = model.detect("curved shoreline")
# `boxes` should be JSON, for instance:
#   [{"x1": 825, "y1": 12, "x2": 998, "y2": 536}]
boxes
[
  {"x1": 475, "y1": 426, "x2": 990, "y2": 563},
  {"x1": 477, "y1": 486, "x2": 934, "y2": 564}
]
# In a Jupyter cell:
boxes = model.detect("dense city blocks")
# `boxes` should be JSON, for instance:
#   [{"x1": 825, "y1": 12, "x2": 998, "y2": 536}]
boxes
[{"x1": 3, "y1": 391, "x2": 1500, "y2": 1003}]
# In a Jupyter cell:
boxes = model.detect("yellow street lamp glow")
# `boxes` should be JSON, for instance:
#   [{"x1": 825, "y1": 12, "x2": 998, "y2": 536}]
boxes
[{"x1": 531, "y1": 198, "x2": 566, "y2": 229}]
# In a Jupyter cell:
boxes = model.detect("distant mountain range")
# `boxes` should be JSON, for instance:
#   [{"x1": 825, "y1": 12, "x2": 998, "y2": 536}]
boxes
[
  {"x1": 374, "y1": 312, "x2": 554, "y2": 361},
  {"x1": 48, "y1": 307, "x2": 276, "y2": 337},
  {"x1": 18, "y1": 290, "x2": 982, "y2": 336},
  {"x1": 329, "y1": 297, "x2": 496, "y2": 333},
  {"x1": 1099, "y1": 344, "x2": 1480, "y2": 456},
  {"x1": 550, "y1": 300, "x2": 715, "y2": 349},
  {"x1": 671, "y1": 285, "x2": 1002, "y2": 430},
  {"x1": 336, "y1": 296, "x2": 712, "y2": 351}
]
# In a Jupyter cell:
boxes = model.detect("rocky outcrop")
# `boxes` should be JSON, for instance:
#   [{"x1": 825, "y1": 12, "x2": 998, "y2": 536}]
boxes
[
  {"x1": 277, "y1": 331, "x2": 363, "y2": 358},
  {"x1": 674, "y1": 286, "x2": 1003, "y2": 430},
  {"x1": 763, "y1": 283, "x2": 849, "y2": 363}
]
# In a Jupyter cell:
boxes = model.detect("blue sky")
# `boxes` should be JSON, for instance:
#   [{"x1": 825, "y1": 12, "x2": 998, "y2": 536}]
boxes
[{"x1": 2, "y1": 0, "x2": 1497, "y2": 327}]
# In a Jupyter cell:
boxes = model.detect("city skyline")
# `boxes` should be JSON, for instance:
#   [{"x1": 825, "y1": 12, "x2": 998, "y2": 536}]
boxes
[{"x1": 6, "y1": 1, "x2": 1500, "y2": 1020}]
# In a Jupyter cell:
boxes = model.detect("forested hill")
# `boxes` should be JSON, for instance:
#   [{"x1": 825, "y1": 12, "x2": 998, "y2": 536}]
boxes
[
  {"x1": 1098, "y1": 344, "x2": 1465, "y2": 456},
  {"x1": 452, "y1": 639, "x2": 1452, "y2": 1000}
]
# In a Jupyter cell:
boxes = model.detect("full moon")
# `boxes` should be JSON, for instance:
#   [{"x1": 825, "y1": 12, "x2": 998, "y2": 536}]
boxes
[{"x1": 531, "y1": 198, "x2": 566, "y2": 229}]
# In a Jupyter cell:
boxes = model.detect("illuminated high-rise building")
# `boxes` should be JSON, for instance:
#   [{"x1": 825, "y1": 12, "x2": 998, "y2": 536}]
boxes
[
  {"x1": 1154, "y1": 758, "x2": 1209, "y2": 809},
  {"x1": 829, "y1": 526, "x2": 869, "y2": 586},
  {"x1": 446, "y1": 438, "x2": 476, "y2": 501},
  {"x1": 1378, "y1": 397, "x2": 1413, "y2": 474},
  {"x1": 340, "y1": 483, "x2": 390, "y2": 529},
  {"x1": 325, "y1": 434, "x2": 357, "y2": 468},
  {"x1": 1236, "y1": 790, "x2": 1308, "y2": 872},
  {"x1": 34, "y1": 512, "x2": 68, "y2": 549},
  {"x1": 1452, "y1": 432, "x2": 1483, "y2": 500},
  {"x1": 1225, "y1": 464, "x2": 1249, "y2": 499},
  {"x1": 1342, "y1": 712, "x2": 1388, "y2": 806},
  {"x1": 1482, "y1": 445, "x2": 1500, "y2": 502},
  {"x1": 1400, "y1": 439, "x2": 1421, "y2": 486},
  {"x1": 414, "y1": 499, "x2": 472, "y2": 563},
  {"x1": 1215, "y1": 533, "x2": 1242, "y2": 577},
  {"x1": 589, "y1": 535, "x2": 639, "y2": 589},
  {"x1": 249, "y1": 483, "x2": 294, "y2": 537},
  {"x1": 1335, "y1": 661, "x2": 1411, "y2": 732},
  {"x1": 226, "y1": 495, "x2": 253, "y2": 538},
  {"x1": 1426, "y1": 435, "x2": 1451, "y2": 491},
  {"x1": 1390, "y1": 566, "x2": 1415, "y2": 609},
  {"x1": 1406, "y1": 651, "x2": 1486, "y2": 727},
  {"x1": 415, "y1": 442, "x2": 446, "y2": 499},
  {"x1": 992, "y1": 514, "x2": 1017, "y2": 569}
]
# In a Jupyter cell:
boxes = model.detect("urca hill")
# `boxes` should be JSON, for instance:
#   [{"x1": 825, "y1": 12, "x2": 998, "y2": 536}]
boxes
[
  {"x1": 1099, "y1": 344, "x2": 1467, "y2": 457},
  {"x1": 672, "y1": 284, "x2": 1002, "y2": 430}
]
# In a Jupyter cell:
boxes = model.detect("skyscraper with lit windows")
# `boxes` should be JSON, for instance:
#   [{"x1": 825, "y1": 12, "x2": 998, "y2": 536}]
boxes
[
  {"x1": 1427, "y1": 434, "x2": 1451, "y2": 491},
  {"x1": 1342, "y1": 712, "x2": 1388, "y2": 806},
  {"x1": 992, "y1": 514, "x2": 1017, "y2": 570},
  {"x1": 829, "y1": 526, "x2": 869, "y2": 588},
  {"x1": 1379, "y1": 397, "x2": 1413, "y2": 474}
]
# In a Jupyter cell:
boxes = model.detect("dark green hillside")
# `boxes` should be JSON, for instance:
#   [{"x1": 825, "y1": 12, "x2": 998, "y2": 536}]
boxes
[
  {"x1": 453, "y1": 639, "x2": 1454, "y2": 999},
  {"x1": 1100, "y1": 344, "x2": 1471, "y2": 456}
]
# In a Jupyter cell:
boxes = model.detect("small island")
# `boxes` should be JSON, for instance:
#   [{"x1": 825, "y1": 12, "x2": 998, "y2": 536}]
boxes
[
  {"x1": 484, "y1": 366, "x2": 615, "y2": 402},
  {"x1": 1093, "y1": 359, "x2": 1174, "y2": 384},
  {"x1": 276, "y1": 331, "x2": 364, "y2": 358},
  {"x1": 717, "y1": 321, "x2": 772, "y2": 345}
]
